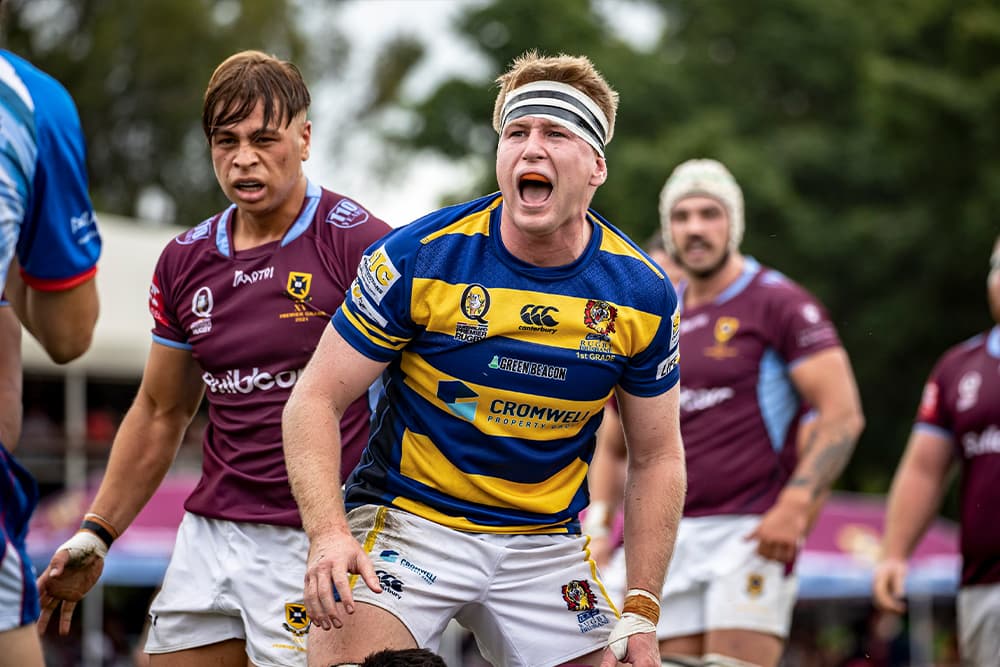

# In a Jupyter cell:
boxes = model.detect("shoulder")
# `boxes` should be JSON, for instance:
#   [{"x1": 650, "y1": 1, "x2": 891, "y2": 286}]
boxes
[
  {"x1": 315, "y1": 187, "x2": 388, "y2": 232},
  {"x1": 936, "y1": 332, "x2": 989, "y2": 371},
  {"x1": 1, "y1": 51, "x2": 80, "y2": 132},
  {"x1": 157, "y1": 212, "x2": 224, "y2": 267},
  {"x1": 382, "y1": 192, "x2": 501, "y2": 253}
]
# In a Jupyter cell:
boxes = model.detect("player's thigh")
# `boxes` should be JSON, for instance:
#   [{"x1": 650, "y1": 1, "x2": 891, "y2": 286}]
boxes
[
  {"x1": 0, "y1": 624, "x2": 44, "y2": 667},
  {"x1": 306, "y1": 602, "x2": 416, "y2": 667},
  {"x1": 148, "y1": 639, "x2": 247, "y2": 667},
  {"x1": 146, "y1": 515, "x2": 245, "y2": 655},
  {"x1": 228, "y1": 522, "x2": 313, "y2": 666},
  {"x1": 472, "y1": 533, "x2": 614, "y2": 667},
  {"x1": 703, "y1": 629, "x2": 783, "y2": 667},
  {"x1": 345, "y1": 506, "x2": 487, "y2": 650},
  {"x1": 659, "y1": 633, "x2": 705, "y2": 661}
]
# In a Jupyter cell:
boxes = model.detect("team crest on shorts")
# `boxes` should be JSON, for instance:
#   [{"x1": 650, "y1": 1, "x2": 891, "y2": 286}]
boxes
[
  {"x1": 746, "y1": 573, "x2": 764, "y2": 597},
  {"x1": 561, "y1": 579, "x2": 598, "y2": 611},
  {"x1": 282, "y1": 602, "x2": 310, "y2": 636}
]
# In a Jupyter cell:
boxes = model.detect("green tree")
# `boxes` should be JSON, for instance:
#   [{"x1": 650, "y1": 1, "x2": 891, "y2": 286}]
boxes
[
  {"x1": 358, "y1": 0, "x2": 1000, "y2": 503},
  {"x1": 0, "y1": 0, "x2": 347, "y2": 225}
]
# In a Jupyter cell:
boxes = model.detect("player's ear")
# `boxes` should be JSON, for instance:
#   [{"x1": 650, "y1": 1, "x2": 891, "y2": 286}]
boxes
[{"x1": 300, "y1": 118, "x2": 312, "y2": 161}]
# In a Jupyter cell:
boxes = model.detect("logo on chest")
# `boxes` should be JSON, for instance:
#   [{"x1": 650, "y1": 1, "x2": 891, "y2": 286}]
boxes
[
  {"x1": 705, "y1": 316, "x2": 740, "y2": 359},
  {"x1": 190, "y1": 286, "x2": 214, "y2": 335},
  {"x1": 279, "y1": 271, "x2": 328, "y2": 324},
  {"x1": 454, "y1": 284, "x2": 491, "y2": 343},
  {"x1": 233, "y1": 266, "x2": 274, "y2": 287}
]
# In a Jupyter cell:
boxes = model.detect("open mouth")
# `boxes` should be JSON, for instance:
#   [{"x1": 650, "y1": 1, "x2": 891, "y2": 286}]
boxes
[
  {"x1": 234, "y1": 179, "x2": 264, "y2": 193},
  {"x1": 518, "y1": 173, "x2": 552, "y2": 205}
]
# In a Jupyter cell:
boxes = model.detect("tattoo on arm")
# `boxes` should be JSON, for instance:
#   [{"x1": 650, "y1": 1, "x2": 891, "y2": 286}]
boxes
[{"x1": 789, "y1": 432, "x2": 857, "y2": 500}]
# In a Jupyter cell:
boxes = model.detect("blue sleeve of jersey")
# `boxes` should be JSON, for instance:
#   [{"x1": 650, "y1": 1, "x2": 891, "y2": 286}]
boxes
[
  {"x1": 15, "y1": 66, "x2": 100, "y2": 290},
  {"x1": 617, "y1": 284, "x2": 681, "y2": 397},
  {"x1": 332, "y1": 227, "x2": 418, "y2": 362}
]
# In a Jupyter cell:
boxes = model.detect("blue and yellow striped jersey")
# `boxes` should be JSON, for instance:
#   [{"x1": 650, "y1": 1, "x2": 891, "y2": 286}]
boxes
[{"x1": 334, "y1": 193, "x2": 680, "y2": 534}]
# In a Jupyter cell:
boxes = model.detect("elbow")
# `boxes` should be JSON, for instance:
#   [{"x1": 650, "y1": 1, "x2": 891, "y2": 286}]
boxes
[
  {"x1": 848, "y1": 406, "x2": 866, "y2": 442},
  {"x1": 41, "y1": 328, "x2": 94, "y2": 364}
]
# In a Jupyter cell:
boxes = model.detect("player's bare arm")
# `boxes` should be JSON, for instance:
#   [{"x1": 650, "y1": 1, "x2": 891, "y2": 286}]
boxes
[
  {"x1": 873, "y1": 429, "x2": 954, "y2": 613},
  {"x1": 282, "y1": 325, "x2": 388, "y2": 630},
  {"x1": 5, "y1": 257, "x2": 99, "y2": 364},
  {"x1": 36, "y1": 343, "x2": 204, "y2": 635},
  {"x1": 0, "y1": 306, "x2": 23, "y2": 449},
  {"x1": 603, "y1": 387, "x2": 685, "y2": 665},
  {"x1": 751, "y1": 347, "x2": 864, "y2": 562}
]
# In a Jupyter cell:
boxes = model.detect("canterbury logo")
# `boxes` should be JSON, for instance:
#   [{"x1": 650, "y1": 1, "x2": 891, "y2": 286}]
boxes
[{"x1": 520, "y1": 304, "x2": 559, "y2": 327}]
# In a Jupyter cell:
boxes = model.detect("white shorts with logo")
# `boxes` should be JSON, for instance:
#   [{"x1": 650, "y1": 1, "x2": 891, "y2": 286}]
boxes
[
  {"x1": 346, "y1": 505, "x2": 618, "y2": 667},
  {"x1": 957, "y1": 582, "x2": 1000, "y2": 666},
  {"x1": 603, "y1": 515, "x2": 797, "y2": 639},
  {"x1": 145, "y1": 513, "x2": 310, "y2": 667}
]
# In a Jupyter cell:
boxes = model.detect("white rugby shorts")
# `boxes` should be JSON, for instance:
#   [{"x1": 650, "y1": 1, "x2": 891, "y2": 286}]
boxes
[
  {"x1": 144, "y1": 512, "x2": 311, "y2": 667},
  {"x1": 957, "y1": 582, "x2": 1000, "y2": 666},
  {"x1": 602, "y1": 515, "x2": 798, "y2": 639},
  {"x1": 346, "y1": 505, "x2": 618, "y2": 667}
]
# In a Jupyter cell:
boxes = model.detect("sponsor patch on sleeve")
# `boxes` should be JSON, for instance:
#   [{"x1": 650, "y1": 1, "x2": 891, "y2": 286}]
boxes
[
  {"x1": 326, "y1": 198, "x2": 370, "y2": 228},
  {"x1": 656, "y1": 349, "x2": 680, "y2": 380},
  {"x1": 358, "y1": 245, "x2": 399, "y2": 305}
]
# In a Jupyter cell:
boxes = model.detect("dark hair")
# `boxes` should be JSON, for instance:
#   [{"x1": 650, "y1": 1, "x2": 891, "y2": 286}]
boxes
[
  {"x1": 358, "y1": 648, "x2": 447, "y2": 667},
  {"x1": 202, "y1": 50, "x2": 310, "y2": 140}
]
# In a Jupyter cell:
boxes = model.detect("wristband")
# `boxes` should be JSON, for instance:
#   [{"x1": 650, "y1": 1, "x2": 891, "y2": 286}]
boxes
[
  {"x1": 622, "y1": 587, "x2": 660, "y2": 625},
  {"x1": 80, "y1": 519, "x2": 116, "y2": 549}
]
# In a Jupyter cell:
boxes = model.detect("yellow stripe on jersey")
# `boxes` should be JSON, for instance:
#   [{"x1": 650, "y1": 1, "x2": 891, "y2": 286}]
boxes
[
  {"x1": 409, "y1": 280, "x2": 663, "y2": 357},
  {"x1": 418, "y1": 198, "x2": 500, "y2": 245},
  {"x1": 391, "y1": 495, "x2": 575, "y2": 534},
  {"x1": 399, "y1": 428, "x2": 589, "y2": 513},
  {"x1": 594, "y1": 217, "x2": 666, "y2": 280},
  {"x1": 341, "y1": 304, "x2": 410, "y2": 351},
  {"x1": 399, "y1": 351, "x2": 608, "y2": 440}
]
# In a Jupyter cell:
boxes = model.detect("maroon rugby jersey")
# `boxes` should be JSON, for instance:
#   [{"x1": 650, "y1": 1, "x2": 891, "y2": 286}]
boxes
[
  {"x1": 148, "y1": 181, "x2": 390, "y2": 526},
  {"x1": 678, "y1": 258, "x2": 842, "y2": 516},
  {"x1": 915, "y1": 326, "x2": 1000, "y2": 586}
]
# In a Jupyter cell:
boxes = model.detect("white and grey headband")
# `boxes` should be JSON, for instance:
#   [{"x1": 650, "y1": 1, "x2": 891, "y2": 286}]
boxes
[{"x1": 499, "y1": 80, "x2": 609, "y2": 156}]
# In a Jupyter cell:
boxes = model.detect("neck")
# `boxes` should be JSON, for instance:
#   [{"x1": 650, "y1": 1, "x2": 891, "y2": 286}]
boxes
[
  {"x1": 499, "y1": 211, "x2": 593, "y2": 267},
  {"x1": 683, "y1": 252, "x2": 745, "y2": 309}
]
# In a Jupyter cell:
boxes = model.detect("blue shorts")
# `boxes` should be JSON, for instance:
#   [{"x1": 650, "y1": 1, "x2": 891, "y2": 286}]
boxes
[{"x1": 0, "y1": 444, "x2": 40, "y2": 630}]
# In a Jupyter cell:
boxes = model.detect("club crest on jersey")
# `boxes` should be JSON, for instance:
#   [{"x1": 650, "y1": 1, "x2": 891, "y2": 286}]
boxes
[
  {"x1": 705, "y1": 316, "x2": 740, "y2": 359},
  {"x1": 957, "y1": 371, "x2": 982, "y2": 411},
  {"x1": 326, "y1": 198, "x2": 370, "y2": 228},
  {"x1": 562, "y1": 579, "x2": 598, "y2": 612},
  {"x1": 455, "y1": 284, "x2": 490, "y2": 342},
  {"x1": 282, "y1": 603, "x2": 310, "y2": 636},
  {"x1": 286, "y1": 272, "x2": 313, "y2": 300},
  {"x1": 190, "y1": 286, "x2": 213, "y2": 335},
  {"x1": 583, "y1": 300, "x2": 617, "y2": 336},
  {"x1": 747, "y1": 573, "x2": 764, "y2": 597}
]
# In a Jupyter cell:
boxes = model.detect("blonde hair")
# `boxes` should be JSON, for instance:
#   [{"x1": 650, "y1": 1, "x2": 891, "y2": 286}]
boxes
[{"x1": 492, "y1": 50, "x2": 618, "y2": 144}]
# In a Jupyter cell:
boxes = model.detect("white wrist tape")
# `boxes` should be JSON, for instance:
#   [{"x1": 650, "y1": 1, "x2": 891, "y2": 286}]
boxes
[
  {"x1": 607, "y1": 611, "x2": 657, "y2": 660},
  {"x1": 58, "y1": 530, "x2": 109, "y2": 562}
]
